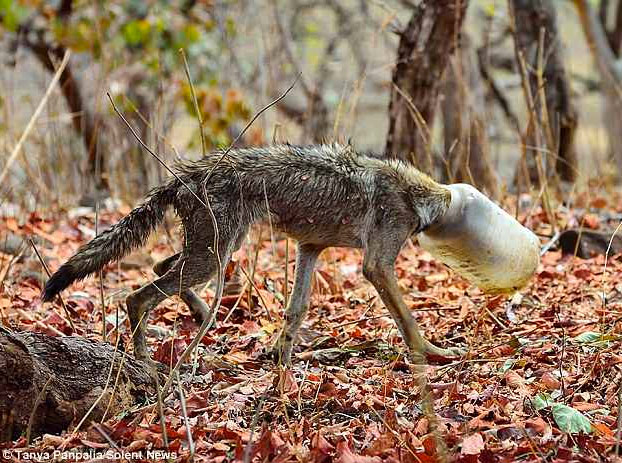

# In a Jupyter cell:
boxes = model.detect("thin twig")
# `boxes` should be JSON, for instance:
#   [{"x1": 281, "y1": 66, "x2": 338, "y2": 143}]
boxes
[
  {"x1": 176, "y1": 371, "x2": 195, "y2": 462},
  {"x1": 0, "y1": 244, "x2": 25, "y2": 289},
  {"x1": 101, "y1": 342, "x2": 131, "y2": 422},
  {"x1": 108, "y1": 74, "x2": 300, "y2": 401},
  {"x1": 201, "y1": 72, "x2": 301, "y2": 187},
  {"x1": 95, "y1": 149, "x2": 107, "y2": 341},
  {"x1": 242, "y1": 393, "x2": 267, "y2": 463},
  {"x1": 263, "y1": 179, "x2": 277, "y2": 259},
  {"x1": 0, "y1": 50, "x2": 70, "y2": 185},
  {"x1": 28, "y1": 239, "x2": 76, "y2": 332},
  {"x1": 284, "y1": 238, "x2": 289, "y2": 308},
  {"x1": 516, "y1": 49, "x2": 556, "y2": 231},
  {"x1": 122, "y1": 94, "x2": 183, "y2": 161},
  {"x1": 540, "y1": 230, "x2": 561, "y2": 256},
  {"x1": 536, "y1": 27, "x2": 557, "y2": 162},
  {"x1": 391, "y1": 83, "x2": 434, "y2": 168},
  {"x1": 616, "y1": 379, "x2": 622, "y2": 454},
  {"x1": 238, "y1": 264, "x2": 272, "y2": 319},
  {"x1": 92, "y1": 424, "x2": 122, "y2": 452},
  {"x1": 106, "y1": 93, "x2": 208, "y2": 210},
  {"x1": 26, "y1": 375, "x2": 53, "y2": 444},
  {"x1": 601, "y1": 220, "x2": 622, "y2": 328},
  {"x1": 153, "y1": 371, "x2": 169, "y2": 449},
  {"x1": 180, "y1": 48, "x2": 207, "y2": 157},
  {"x1": 222, "y1": 280, "x2": 250, "y2": 324},
  {"x1": 160, "y1": 272, "x2": 225, "y2": 398}
]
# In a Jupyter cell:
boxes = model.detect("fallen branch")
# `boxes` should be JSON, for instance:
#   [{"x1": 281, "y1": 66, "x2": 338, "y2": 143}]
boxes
[{"x1": 0, "y1": 327, "x2": 156, "y2": 442}]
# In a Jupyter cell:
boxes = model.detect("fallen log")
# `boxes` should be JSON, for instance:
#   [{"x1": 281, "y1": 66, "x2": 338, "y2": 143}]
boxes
[
  {"x1": 559, "y1": 228, "x2": 622, "y2": 258},
  {"x1": 0, "y1": 327, "x2": 156, "y2": 442}
]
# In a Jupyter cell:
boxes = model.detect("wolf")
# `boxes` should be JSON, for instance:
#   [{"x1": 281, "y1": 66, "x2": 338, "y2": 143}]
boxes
[{"x1": 42, "y1": 143, "x2": 465, "y2": 365}]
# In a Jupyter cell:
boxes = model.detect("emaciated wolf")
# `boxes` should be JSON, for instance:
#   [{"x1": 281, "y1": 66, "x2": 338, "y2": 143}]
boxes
[{"x1": 42, "y1": 143, "x2": 465, "y2": 365}]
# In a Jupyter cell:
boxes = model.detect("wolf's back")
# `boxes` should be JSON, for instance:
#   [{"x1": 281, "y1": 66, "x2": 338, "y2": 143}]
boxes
[{"x1": 42, "y1": 181, "x2": 179, "y2": 302}]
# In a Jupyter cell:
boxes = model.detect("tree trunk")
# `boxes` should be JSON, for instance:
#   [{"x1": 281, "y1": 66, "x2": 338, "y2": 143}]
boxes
[
  {"x1": 19, "y1": 28, "x2": 108, "y2": 193},
  {"x1": 441, "y1": 35, "x2": 500, "y2": 199},
  {"x1": 0, "y1": 328, "x2": 156, "y2": 442},
  {"x1": 385, "y1": 0, "x2": 468, "y2": 173},
  {"x1": 598, "y1": 0, "x2": 622, "y2": 57},
  {"x1": 509, "y1": 0, "x2": 579, "y2": 186},
  {"x1": 574, "y1": 0, "x2": 622, "y2": 174}
]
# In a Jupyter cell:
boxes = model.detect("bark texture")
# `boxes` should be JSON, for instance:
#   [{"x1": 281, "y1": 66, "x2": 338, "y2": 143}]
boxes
[
  {"x1": 385, "y1": 0, "x2": 468, "y2": 172},
  {"x1": 510, "y1": 0, "x2": 579, "y2": 185},
  {"x1": 441, "y1": 35, "x2": 500, "y2": 199},
  {"x1": 0, "y1": 328, "x2": 156, "y2": 442},
  {"x1": 598, "y1": 0, "x2": 622, "y2": 58},
  {"x1": 574, "y1": 0, "x2": 622, "y2": 172}
]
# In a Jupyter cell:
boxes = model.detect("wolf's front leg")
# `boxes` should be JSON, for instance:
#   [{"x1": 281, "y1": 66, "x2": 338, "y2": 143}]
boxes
[
  {"x1": 363, "y1": 237, "x2": 464, "y2": 362},
  {"x1": 274, "y1": 243, "x2": 323, "y2": 366},
  {"x1": 364, "y1": 263, "x2": 464, "y2": 361}
]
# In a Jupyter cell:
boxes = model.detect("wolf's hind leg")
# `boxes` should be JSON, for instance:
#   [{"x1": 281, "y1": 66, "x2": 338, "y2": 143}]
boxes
[
  {"x1": 274, "y1": 243, "x2": 323, "y2": 366},
  {"x1": 128, "y1": 215, "x2": 249, "y2": 363},
  {"x1": 128, "y1": 253, "x2": 220, "y2": 362},
  {"x1": 153, "y1": 253, "x2": 210, "y2": 323},
  {"x1": 152, "y1": 253, "x2": 180, "y2": 275}
]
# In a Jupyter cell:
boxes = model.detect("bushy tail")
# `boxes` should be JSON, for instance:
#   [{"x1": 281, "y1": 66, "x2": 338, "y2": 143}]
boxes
[{"x1": 42, "y1": 181, "x2": 179, "y2": 302}]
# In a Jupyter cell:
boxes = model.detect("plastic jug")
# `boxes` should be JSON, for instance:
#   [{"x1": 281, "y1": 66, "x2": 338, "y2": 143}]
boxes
[{"x1": 418, "y1": 184, "x2": 541, "y2": 294}]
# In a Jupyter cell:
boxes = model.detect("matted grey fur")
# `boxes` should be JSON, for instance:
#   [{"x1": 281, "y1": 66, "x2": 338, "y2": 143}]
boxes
[{"x1": 43, "y1": 143, "x2": 464, "y2": 364}]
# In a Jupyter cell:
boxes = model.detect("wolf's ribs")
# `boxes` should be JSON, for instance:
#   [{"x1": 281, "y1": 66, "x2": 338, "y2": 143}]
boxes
[{"x1": 0, "y1": 327, "x2": 156, "y2": 442}]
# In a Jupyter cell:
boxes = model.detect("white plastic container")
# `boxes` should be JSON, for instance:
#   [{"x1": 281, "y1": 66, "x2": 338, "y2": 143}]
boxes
[{"x1": 418, "y1": 184, "x2": 540, "y2": 294}]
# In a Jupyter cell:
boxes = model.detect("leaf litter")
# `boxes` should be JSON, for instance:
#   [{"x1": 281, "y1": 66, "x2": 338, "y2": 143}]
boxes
[{"x1": 1, "y1": 203, "x2": 622, "y2": 462}]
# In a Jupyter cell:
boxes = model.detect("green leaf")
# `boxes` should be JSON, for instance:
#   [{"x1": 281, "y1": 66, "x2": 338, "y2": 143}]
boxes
[
  {"x1": 0, "y1": 0, "x2": 30, "y2": 32},
  {"x1": 551, "y1": 404, "x2": 592, "y2": 434},
  {"x1": 182, "y1": 23, "x2": 200, "y2": 44},
  {"x1": 531, "y1": 393, "x2": 554, "y2": 411},
  {"x1": 122, "y1": 19, "x2": 151, "y2": 46},
  {"x1": 483, "y1": 2, "x2": 495, "y2": 18},
  {"x1": 516, "y1": 337, "x2": 532, "y2": 346},
  {"x1": 224, "y1": 17, "x2": 236, "y2": 37},
  {"x1": 499, "y1": 358, "x2": 516, "y2": 374},
  {"x1": 573, "y1": 331, "x2": 602, "y2": 344}
]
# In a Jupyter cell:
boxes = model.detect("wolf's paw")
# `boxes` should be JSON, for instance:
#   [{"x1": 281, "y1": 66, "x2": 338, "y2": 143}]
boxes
[
  {"x1": 137, "y1": 356, "x2": 171, "y2": 374},
  {"x1": 421, "y1": 342, "x2": 466, "y2": 364},
  {"x1": 439, "y1": 346, "x2": 466, "y2": 357}
]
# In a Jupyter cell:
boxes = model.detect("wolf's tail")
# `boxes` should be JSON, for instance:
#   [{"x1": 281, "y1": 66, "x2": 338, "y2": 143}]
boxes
[{"x1": 42, "y1": 180, "x2": 179, "y2": 302}]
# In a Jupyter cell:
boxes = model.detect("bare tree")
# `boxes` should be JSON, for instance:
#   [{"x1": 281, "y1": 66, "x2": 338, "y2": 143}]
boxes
[
  {"x1": 385, "y1": 0, "x2": 468, "y2": 172},
  {"x1": 598, "y1": 0, "x2": 622, "y2": 57},
  {"x1": 509, "y1": 0, "x2": 579, "y2": 187},
  {"x1": 264, "y1": 0, "x2": 371, "y2": 143},
  {"x1": 441, "y1": 35, "x2": 500, "y2": 199},
  {"x1": 11, "y1": 4, "x2": 107, "y2": 193},
  {"x1": 574, "y1": 0, "x2": 622, "y2": 172}
]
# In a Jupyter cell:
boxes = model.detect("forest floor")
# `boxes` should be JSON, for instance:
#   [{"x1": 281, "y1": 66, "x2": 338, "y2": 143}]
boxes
[{"x1": 1, "y1": 196, "x2": 622, "y2": 463}]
